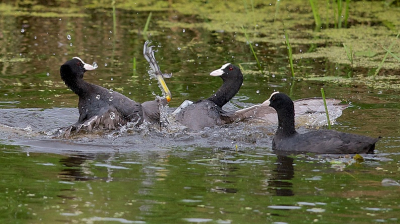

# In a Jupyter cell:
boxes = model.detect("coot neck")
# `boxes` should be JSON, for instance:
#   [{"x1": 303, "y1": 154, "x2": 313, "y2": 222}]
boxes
[
  {"x1": 64, "y1": 77, "x2": 90, "y2": 97},
  {"x1": 207, "y1": 75, "x2": 243, "y2": 108},
  {"x1": 276, "y1": 104, "x2": 297, "y2": 137}
]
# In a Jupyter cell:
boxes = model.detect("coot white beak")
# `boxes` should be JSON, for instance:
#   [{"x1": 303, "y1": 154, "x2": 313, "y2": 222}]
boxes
[
  {"x1": 210, "y1": 63, "x2": 231, "y2": 76},
  {"x1": 73, "y1": 57, "x2": 98, "y2": 71},
  {"x1": 265, "y1": 91, "x2": 280, "y2": 106}
]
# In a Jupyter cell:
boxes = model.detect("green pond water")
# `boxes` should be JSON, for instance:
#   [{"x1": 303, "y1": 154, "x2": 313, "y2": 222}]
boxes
[{"x1": 0, "y1": 0, "x2": 400, "y2": 223}]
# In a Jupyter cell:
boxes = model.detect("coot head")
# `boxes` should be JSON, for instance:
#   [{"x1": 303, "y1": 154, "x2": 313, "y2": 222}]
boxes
[
  {"x1": 267, "y1": 92, "x2": 293, "y2": 114},
  {"x1": 210, "y1": 63, "x2": 243, "y2": 82},
  {"x1": 208, "y1": 63, "x2": 243, "y2": 108},
  {"x1": 266, "y1": 92, "x2": 297, "y2": 136},
  {"x1": 60, "y1": 57, "x2": 97, "y2": 95}
]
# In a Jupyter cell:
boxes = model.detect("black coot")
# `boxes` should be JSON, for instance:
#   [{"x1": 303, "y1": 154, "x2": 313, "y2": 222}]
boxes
[
  {"x1": 175, "y1": 63, "x2": 243, "y2": 130},
  {"x1": 60, "y1": 57, "x2": 167, "y2": 134},
  {"x1": 267, "y1": 92, "x2": 379, "y2": 154}
]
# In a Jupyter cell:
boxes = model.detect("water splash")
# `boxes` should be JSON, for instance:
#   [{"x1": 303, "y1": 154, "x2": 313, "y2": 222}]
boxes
[
  {"x1": 96, "y1": 95, "x2": 101, "y2": 100},
  {"x1": 110, "y1": 112, "x2": 116, "y2": 120}
]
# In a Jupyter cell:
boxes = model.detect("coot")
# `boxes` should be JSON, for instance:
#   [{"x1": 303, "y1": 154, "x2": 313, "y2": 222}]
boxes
[
  {"x1": 267, "y1": 92, "x2": 379, "y2": 154},
  {"x1": 60, "y1": 57, "x2": 168, "y2": 134},
  {"x1": 174, "y1": 63, "x2": 243, "y2": 130}
]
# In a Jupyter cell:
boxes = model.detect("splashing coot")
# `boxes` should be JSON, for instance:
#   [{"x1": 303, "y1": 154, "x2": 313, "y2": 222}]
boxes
[
  {"x1": 267, "y1": 92, "x2": 379, "y2": 154},
  {"x1": 60, "y1": 57, "x2": 168, "y2": 136}
]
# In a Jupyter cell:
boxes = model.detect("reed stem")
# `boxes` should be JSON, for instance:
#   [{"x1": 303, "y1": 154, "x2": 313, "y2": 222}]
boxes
[
  {"x1": 284, "y1": 30, "x2": 295, "y2": 78},
  {"x1": 321, "y1": 88, "x2": 331, "y2": 129},
  {"x1": 143, "y1": 12, "x2": 152, "y2": 40},
  {"x1": 242, "y1": 26, "x2": 262, "y2": 72}
]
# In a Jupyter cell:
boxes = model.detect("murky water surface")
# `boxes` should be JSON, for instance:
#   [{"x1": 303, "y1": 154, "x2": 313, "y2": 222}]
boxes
[{"x1": 0, "y1": 1, "x2": 400, "y2": 223}]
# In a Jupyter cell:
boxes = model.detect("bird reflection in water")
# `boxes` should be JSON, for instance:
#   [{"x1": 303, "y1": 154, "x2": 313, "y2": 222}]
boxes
[{"x1": 268, "y1": 155, "x2": 295, "y2": 196}]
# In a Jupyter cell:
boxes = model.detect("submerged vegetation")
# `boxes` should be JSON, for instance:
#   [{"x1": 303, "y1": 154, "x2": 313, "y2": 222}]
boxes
[{"x1": 0, "y1": 0, "x2": 400, "y2": 90}]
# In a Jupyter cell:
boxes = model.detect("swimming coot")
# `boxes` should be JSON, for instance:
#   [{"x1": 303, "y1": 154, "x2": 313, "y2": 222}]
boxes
[
  {"x1": 174, "y1": 63, "x2": 243, "y2": 130},
  {"x1": 267, "y1": 92, "x2": 379, "y2": 154},
  {"x1": 60, "y1": 57, "x2": 168, "y2": 134}
]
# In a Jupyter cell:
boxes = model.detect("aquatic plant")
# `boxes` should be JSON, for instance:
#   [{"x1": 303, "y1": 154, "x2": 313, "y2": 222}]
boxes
[
  {"x1": 243, "y1": 0, "x2": 256, "y2": 31},
  {"x1": 336, "y1": 0, "x2": 343, "y2": 29},
  {"x1": 343, "y1": 43, "x2": 353, "y2": 68},
  {"x1": 384, "y1": 48, "x2": 400, "y2": 62},
  {"x1": 374, "y1": 32, "x2": 400, "y2": 77},
  {"x1": 336, "y1": 0, "x2": 350, "y2": 28},
  {"x1": 274, "y1": 0, "x2": 281, "y2": 22},
  {"x1": 143, "y1": 12, "x2": 152, "y2": 40},
  {"x1": 309, "y1": 0, "x2": 350, "y2": 30},
  {"x1": 112, "y1": 0, "x2": 117, "y2": 35},
  {"x1": 284, "y1": 30, "x2": 295, "y2": 78},
  {"x1": 133, "y1": 57, "x2": 136, "y2": 74},
  {"x1": 309, "y1": 0, "x2": 321, "y2": 30},
  {"x1": 344, "y1": 0, "x2": 350, "y2": 28},
  {"x1": 320, "y1": 88, "x2": 331, "y2": 129},
  {"x1": 242, "y1": 26, "x2": 262, "y2": 72}
]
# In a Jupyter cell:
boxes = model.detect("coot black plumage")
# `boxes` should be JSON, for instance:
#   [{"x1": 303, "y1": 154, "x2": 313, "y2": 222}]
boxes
[
  {"x1": 60, "y1": 57, "x2": 167, "y2": 134},
  {"x1": 175, "y1": 63, "x2": 243, "y2": 130},
  {"x1": 267, "y1": 92, "x2": 379, "y2": 154}
]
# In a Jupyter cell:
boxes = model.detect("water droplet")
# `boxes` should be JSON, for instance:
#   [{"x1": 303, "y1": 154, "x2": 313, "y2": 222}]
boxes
[
  {"x1": 23, "y1": 125, "x2": 32, "y2": 132},
  {"x1": 111, "y1": 78, "x2": 113, "y2": 81},
  {"x1": 177, "y1": 47, "x2": 181, "y2": 50},
  {"x1": 105, "y1": 63, "x2": 108, "y2": 67},
  {"x1": 96, "y1": 95, "x2": 100, "y2": 100},
  {"x1": 109, "y1": 89, "x2": 114, "y2": 93},
  {"x1": 256, "y1": 90, "x2": 260, "y2": 94},
  {"x1": 46, "y1": 73, "x2": 50, "y2": 76},
  {"x1": 67, "y1": 34, "x2": 71, "y2": 40},
  {"x1": 110, "y1": 112, "x2": 115, "y2": 120},
  {"x1": 34, "y1": 36, "x2": 37, "y2": 40},
  {"x1": 183, "y1": 29, "x2": 185, "y2": 33},
  {"x1": 21, "y1": 29, "x2": 25, "y2": 33},
  {"x1": 109, "y1": 96, "x2": 114, "y2": 101},
  {"x1": 70, "y1": 43, "x2": 73, "y2": 46},
  {"x1": 92, "y1": 62, "x2": 98, "y2": 68}
]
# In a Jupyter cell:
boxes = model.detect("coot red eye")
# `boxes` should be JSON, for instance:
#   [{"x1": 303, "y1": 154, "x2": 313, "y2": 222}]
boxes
[{"x1": 229, "y1": 66, "x2": 233, "y2": 71}]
